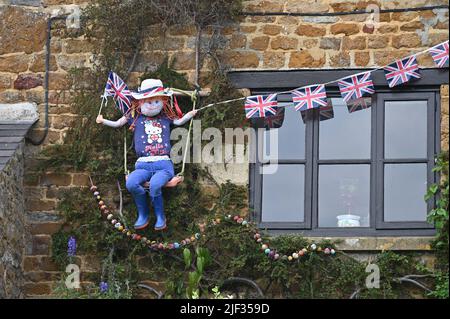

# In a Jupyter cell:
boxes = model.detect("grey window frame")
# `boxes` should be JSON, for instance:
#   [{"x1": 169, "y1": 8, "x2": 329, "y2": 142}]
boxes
[{"x1": 233, "y1": 68, "x2": 448, "y2": 237}]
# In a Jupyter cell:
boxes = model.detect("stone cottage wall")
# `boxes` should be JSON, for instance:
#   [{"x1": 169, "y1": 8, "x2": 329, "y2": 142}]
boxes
[
  {"x1": 0, "y1": 142, "x2": 26, "y2": 298},
  {"x1": 0, "y1": 0, "x2": 448, "y2": 297}
]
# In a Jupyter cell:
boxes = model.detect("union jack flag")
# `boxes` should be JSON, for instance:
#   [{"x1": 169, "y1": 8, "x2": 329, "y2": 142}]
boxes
[
  {"x1": 319, "y1": 102, "x2": 334, "y2": 121},
  {"x1": 347, "y1": 97, "x2": 371, "y2": 113},
  {"x1": 429, "y1": 41, "x2": 449, "y2": 68},
  {"x1": 338, "y1": 72, "x2": 374, "y2": 103},
  {"x1": 264, "y1": 107, "x2": 285, "y2": 129},
  {"x1": 104, "y1": 72, "x2": 132, "y2": 114},
  {"x1": 292, "y1": 84, "x2": 328, "y2": 112},
  {"x1": 384, "y1": 56, "x2": 421, "y2": 88},
  {"x1": 244, "y1": 94, "x2": 278, "y2": 119}
]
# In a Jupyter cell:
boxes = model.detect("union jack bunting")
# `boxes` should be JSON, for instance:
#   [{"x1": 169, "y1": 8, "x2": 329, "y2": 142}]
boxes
[
  {"x1": 319, "y1": 101, "x2": 334, "y2": 121},
  {"x1": 244, "y1": 94, "x2": 278, "y2": 119},
  {"x1": 338, "y1": 72, "x2": 374, "y2": 103},
  {"x1": 429, "y1": 41, "x2": 449, "y2": 68},
  {"x1": 347, "y1": 97, "x2": 371, "y2": 114},
  {"x1": 264, "y1": 107, "x2": 285, "y2": 130},
  {"x1": 292, "y1": 84, "x2": 328, "y2": 112},
  {"x1": 384, "y1": 56, "x2": 421, "y2": 88},
  {"x1": 104, "y1": 72, "x2": 132, "y2": 114}
]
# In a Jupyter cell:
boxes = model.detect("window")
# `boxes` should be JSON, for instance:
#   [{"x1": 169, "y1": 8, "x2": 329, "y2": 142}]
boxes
[{"x1": 248, "y1": 81, "x2": 441, "y2": 236}]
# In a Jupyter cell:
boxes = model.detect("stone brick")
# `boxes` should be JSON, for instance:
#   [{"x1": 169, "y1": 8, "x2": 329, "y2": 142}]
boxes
[
  {"x1": 23, "y1": 283, "x2": 52, "y2": 296},
  {"x1": 0, "y1": 90, "x2": 24, "y2": 103},
  {"x1": 13, "y1": 74, "x2": 43, "y2": 90},
  {"x1": 263, "y1": 52, "x2": 286, "y2": 68},
  {"x1": 63, "y1": 39, "x2": 95, "y2": 54},
  {"x1": 270, "y1": 36, "x2": 298, "y2": 50},
  {"x1": 391, "y1": 11, "x2": 419, "y2": 21},
  {"x1": 342, "y1": 36, "x2": 366, "y2": 50},
  {"x1": 0, "y1": 73, "x2": 11, "y2": 89},
  {"x1": 224, "y1": 51, "x2": 259, "y2": 68},
  {"x1": 245, "y1": 1, "x2": 284, "y2": 12},
  {"x1": 427, "y1": 32, "x2": 450, "y2": 47},
  {"x1": 368, "y1": 35, "x2": 389, "y2": 49},
  {"x1": 48, "y1": 72, "x2": 71, "y2": 90},
  {"x1": 296, "y1": 24, "x2": 326, "y2": 37},
  {"x1": 377, "y1": 24, "x2": 398, "y2": 34},
  {"x1": 24, "y1": 90, "x2": 44, "y2": 104},
  {"x1": 135, "y1": 52, "x2": 165, "y2": 72},
  {"x1": 262, "y1": 24, "x2": 282, "y2": 36},
  {"x1": 0, "y1": 54, "x2": 30, "y2": 73},
  {"x1": 27, "y1": 235, "x2": 51, "y2": 255},
  {"x1": 392, "y1": 34, "x2": 421, "y2": 48},
  {"x1": 72, "y1": 173, "x2": 90, "y2": 186},
  {"x1": 56, "y1": 54, "x2": 87, "y2": 71},
  {"x1": 250, "y1": 36, "x2": 270, "y2": 50},
  {"x1": 29, "y1": 222, "x2": 62, "y2": 235},
  {"x1": 41, "y1": 172, "x2": 72, "y2": 186},
  {"x1": 25, "y1": 199, "x2": 56, "y2": 212},
  {"x1": 285, "y1": 0, "x2": 329, "y2": 13},
  {"x1": 330, "y1": 23, "x2": 360, "y2": 36},
  {"x1": 302, "y1": 39, "x2": 319, "y2": 49},
  {"x1": 29, "y1": 53, "x2": 58, "y2": 73},
  {"x1": 240, "y1": 25, "x2": 257, "y2": 33},
  {"x1": 229, "y1": 34, "x2": 247, "y2": 49},
  {"x1": 289, "y1": 50, "x2": 325, "y2": 68},
  {"x1": 168, "y1": 25, "x2": 196, "y2": 36},
  {"x1": 400, "y1": 21, "x2": 424, "y2": 32},
  {"x1": 0, "y1": 6, "x2": 46, "y2": 55},
  {"x1": 319, "y1": 37, "x2": 341, "y2": 50},
  {"x1": 354, "y1": 51, "x2": 370, "y2": 67},
  {"x1": 329, "y1": 51, "x2": 351, "y2": 67},
  {"x1": 373, "y1": 50, "x2": 409, "y2": 66},
  {"x1": 50, "y1": 115, "x2": 77, "y2": 130},
  {"x1": 24, "y1": 271, "x2": 61, "y2": 283},
  {"x1": 23, "y1": 256, "x2": 59, "y2": 272},
  {"x1": 171, "y1": 52, "x2": 196, "y2": 70}
]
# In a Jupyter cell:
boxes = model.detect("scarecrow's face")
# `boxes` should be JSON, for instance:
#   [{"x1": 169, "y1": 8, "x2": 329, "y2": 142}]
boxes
[{"x1": 139, "y1": 96, "x2": 166, "y2": 117}]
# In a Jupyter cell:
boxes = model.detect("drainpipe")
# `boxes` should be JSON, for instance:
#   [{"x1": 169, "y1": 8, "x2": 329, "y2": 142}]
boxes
[{"x1": 26, "y1": 15, "x2": 67, "y2": 146}]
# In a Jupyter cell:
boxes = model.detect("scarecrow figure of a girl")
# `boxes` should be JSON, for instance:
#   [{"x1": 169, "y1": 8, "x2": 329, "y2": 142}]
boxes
[{"x1": 97, "y1": 79, "x2": 197, "y2": 231}]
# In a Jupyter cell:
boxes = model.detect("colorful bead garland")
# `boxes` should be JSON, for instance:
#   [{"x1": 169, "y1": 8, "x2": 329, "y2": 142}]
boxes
[{"x1": 89, "y1": 184, "x2": 337, "y2": 260}]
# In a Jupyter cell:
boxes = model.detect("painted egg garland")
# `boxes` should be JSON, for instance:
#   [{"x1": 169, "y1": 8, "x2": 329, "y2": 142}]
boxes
[{"x1": 91, "y1": 184, "x2": 338, "y2": 264}]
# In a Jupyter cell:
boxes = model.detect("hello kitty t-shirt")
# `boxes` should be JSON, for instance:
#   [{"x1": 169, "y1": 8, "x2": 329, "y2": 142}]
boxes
[{"x1": 127, "y1": 114, "x2": 173, "y2": 157}]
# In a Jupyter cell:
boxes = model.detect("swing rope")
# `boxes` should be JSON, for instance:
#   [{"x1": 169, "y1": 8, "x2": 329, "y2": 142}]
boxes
[{"x1": 178, "y1": 88, "x2": 198, "y2": 177}]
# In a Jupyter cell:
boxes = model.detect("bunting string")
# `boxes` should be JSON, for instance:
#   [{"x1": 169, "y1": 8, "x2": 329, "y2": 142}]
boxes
[{"x1": 196, "y1": 41, "x2": 448, "y2": 113}]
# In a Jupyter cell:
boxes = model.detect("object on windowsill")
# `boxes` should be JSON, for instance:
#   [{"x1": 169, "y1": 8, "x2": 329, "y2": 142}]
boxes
[{"x1": 337, "y1": 214, "x2": 361, "y2": 227}]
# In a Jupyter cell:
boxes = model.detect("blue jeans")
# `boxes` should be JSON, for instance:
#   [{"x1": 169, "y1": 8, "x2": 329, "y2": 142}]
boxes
[{"x1": 126, "y1": 160, "x2": 174, "y2": 227}]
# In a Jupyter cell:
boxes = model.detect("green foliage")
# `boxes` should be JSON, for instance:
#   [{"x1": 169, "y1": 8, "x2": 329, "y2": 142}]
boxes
[{"x1": 425, "y1": 152, "x2": 449, "y2": 298}]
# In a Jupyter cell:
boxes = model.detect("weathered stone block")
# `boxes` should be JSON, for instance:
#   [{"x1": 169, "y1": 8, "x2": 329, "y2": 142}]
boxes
[
  {"x1": 270, "y1": 36, "x2": 298, "y2": 50},
  {"x1": 13, "y1": 74, "x2": 43, "y2": 90},
  {"x1": 330, "y1": 23, "x2": 360, "y2": 36},
  {"x1": 250, "y1": 36, "x2": 269, "y2": 51},
  {"x1": 319, "y1": 37, "x2": 341, "y2": 50},
  {"x1": 296, "y1": 24, "x2": 326, "y2": 37},
  {"x1": 289, "y1": 50, "x2": 325, "y2": 68}
]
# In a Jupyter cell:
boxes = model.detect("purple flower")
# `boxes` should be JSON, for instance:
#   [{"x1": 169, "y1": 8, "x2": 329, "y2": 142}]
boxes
[
  {"x1": 100, "y1": 281, "x2": 108, "y2": 293},
  {"x1": 67, "y1": 236, "x2": 76, "y2": 257}
]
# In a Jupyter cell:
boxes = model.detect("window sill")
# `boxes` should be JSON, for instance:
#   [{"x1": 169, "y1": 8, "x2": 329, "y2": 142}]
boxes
[{"x1": 304, "y1": 236, "x2": 435, "y2": 251}]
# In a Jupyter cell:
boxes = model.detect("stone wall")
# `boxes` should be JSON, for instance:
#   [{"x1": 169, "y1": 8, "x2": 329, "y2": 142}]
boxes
[
  {"x1": 0, "y1": 0, "x2": 448, "y2": 297},
  {"x1": 0, "y1": 142, "x2": 26, "y2": 298}
]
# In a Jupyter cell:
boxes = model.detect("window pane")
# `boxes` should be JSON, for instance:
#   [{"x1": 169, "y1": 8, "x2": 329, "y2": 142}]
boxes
[
  {"x1": 384, "y1": 164, "x2": 428, "y2": 222},
  {"x1": 319, "y1": 165, "x2": 370, "y2": 227},
  {"x1": 385, "y1": 100, "x2": 427, "y2": 158},
  {"x1": 262, "y1": 164, "x2": 304, "y2": 222},
  {"x1": 264, "y1": 103, "x2": 305, "y2": 160},
  {"x1": 319, "y1": 98, "x2": 371, "y2": 159}
]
